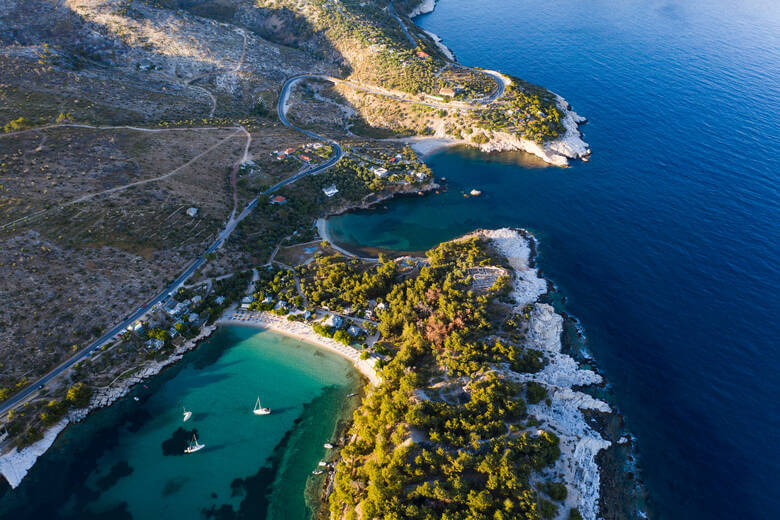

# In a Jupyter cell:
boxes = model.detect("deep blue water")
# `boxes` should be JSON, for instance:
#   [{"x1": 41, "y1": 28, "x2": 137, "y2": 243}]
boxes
[{"x1": 328, "y1": 0, "x2": 780, "y2": 517}]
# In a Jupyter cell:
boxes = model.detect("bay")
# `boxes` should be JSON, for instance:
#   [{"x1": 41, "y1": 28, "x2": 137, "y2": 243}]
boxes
[{"x1": 0, "y1": 326, "x2": 361, "y2": 520}]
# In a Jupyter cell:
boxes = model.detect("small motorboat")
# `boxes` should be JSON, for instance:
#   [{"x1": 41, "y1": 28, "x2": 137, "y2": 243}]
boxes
[
  {"x1": 183, "y1": 407, "x2": 192, "y2": 422},
  {"x1": 469, "y1": 189, "x2": 482, "y2": 196},
  {"x1": 184, "y1": 434, "x2": 205, "y2": 454},
  {"x1": 133, "y1": 397, "x2": 140, "y2": 402},
  {"x1": 312, "y1": 469, "x2": 325, "y2": 475},
  {"x1": 253, "y1": 396, "x2": 271, "y2": 415},
  {"x1": 323, "y1": 443, "x2": 334, "y2": 449},
  {"x1": 318, "y1": 461, "x2": 328, "y2": 467}
]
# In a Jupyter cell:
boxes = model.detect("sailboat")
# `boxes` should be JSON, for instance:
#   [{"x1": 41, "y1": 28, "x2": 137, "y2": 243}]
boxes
[
  {"x1": 184, "y1": 434, "x2": 205, "y2": 454},
  {"x1": 253, "y1": 396, "x2": 271, "y2": 415},
  {"x1": 183, "y1": 407, "x2": 192, "y2": 422}
]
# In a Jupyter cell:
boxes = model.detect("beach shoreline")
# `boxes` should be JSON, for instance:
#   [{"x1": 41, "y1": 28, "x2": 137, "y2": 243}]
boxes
[{"x1": 218, "y1": 311, "x2": 380, "y2": 386}]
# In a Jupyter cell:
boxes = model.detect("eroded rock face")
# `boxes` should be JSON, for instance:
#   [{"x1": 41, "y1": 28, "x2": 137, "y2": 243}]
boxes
[
  {"x1": 479, "y1": 228, "x2": 610, "y2": 520},
  {"x1": 507, "y1": 303, "x2": 611, "y2": 520},
  {"x1": 409, "y1": 0, "x2": 436, "y2": 18},
  {"x1": 479, "y1": 96, "x2": 590, "y2": 166}
]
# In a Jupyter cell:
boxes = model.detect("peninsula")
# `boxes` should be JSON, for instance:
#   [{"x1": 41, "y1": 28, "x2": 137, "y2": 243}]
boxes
[{"x1": 0, "y1": 0, "x2": 624, "y2": 518}]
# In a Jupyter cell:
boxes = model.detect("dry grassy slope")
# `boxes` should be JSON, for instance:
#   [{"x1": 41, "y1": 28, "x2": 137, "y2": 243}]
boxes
[{"x1": 0, "y1": 0, "x2": 345, "y2": 390}]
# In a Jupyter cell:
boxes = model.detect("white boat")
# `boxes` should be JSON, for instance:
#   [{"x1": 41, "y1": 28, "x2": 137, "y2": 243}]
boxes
[
  {"x1": 184, "y1": 434, "x2": 205, "y2": 454},
  {"x1": 312, "y1": 469, "x2": 324, "y2": 475},
  {"x1": 183, "y1": 407, "x2": 192, "y2": 422},
  {"x1": 318, "y1": 461, "x2": 328, "y2": 467},
  {"x1": 133, "y1": 397, "x2": 140, "y2": 402},
  {"x1": 323, "y1": 443, "x2": 334, "y2": 449},
  {"x1": 469, "y1": 189, "x2": 482, "y2": 196},
  {"x1": 253, "y1": 396, "x2": 271, "y2": 415}
]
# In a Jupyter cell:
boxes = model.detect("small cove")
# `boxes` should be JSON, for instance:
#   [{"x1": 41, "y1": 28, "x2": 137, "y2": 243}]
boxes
[{"x1": 0, "y1": 326, "x2": 362, "y2": 520}]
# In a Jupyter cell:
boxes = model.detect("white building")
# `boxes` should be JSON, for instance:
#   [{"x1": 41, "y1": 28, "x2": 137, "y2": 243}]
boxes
[
  {"x1": 146, "y1": 338, "x2": 164, "y2": 350},
  {"x1": 323, "y1": 184, "x2": 339, "y2": 197},
  {"x1": 186, "y1": 207, "x2": 198, "y2": 217},
  {"x1": 371, "y1": 167, "x2": 388, "y2": 178},
  {"x1": 322, "y1": 314, "x2": 343, "y2": 328}
]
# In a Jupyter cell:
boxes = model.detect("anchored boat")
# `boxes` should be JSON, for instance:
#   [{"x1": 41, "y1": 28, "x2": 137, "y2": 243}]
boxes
[
  {"x1": 183, "y1": 407, "x2": 192, "y2": 422},
  {"x1": 253, "y1": 396, "x2": 271, "y2": 415},
  {"x1": 184, "y1": 434, "x2": 205, "y2": 454}
]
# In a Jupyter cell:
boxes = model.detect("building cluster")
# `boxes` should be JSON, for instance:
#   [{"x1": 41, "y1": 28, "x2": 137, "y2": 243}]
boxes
[{"x1": 124, "y1": 285, "x2": 226, "y2": 352}]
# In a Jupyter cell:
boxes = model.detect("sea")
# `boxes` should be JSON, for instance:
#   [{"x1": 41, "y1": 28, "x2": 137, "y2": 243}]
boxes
[
  {"x1": 0, "y1": 326, "x2": 362, "y2": 519},
  {"x1": 327, "y1": 0, "x2": 780, "y2": 517}
]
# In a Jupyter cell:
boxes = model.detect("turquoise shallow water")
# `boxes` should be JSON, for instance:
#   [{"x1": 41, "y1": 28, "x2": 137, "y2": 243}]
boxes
[
  {"x1": 328, "y1": 0, "x2": 780, "y2": 517},
  {"x1": 0, "y1": 326, "x2": 361, "y2": 519}
]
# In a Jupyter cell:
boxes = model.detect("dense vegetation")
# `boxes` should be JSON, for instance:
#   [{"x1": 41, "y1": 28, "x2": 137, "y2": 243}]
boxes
[
  {"x1": 299, "y1": 255, "x2": 397, "y2": 311},
  {"x1": 327, "y1": 238, "x2": 573, "y2": 520},
  {"x1": 470, "y1": 77, "x2": 565, "y2": 143}
]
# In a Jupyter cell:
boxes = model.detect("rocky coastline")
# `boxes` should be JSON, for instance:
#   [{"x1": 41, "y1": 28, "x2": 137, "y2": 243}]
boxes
[
  {"x1": 407, "y1": 0, "x2": 591, "y2": 167},
  {"x1": 0, "y1": 323, "x2": 219, "y2": 489},
  {"x1": 477, "y1": 96, "x2": 591, "y2": 166},
  {"x1": 469, "y1": 229, "x2": 610, "y2": 520}
]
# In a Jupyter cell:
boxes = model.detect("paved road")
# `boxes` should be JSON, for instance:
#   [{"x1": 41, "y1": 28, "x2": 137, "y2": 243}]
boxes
[
  {"x1": 387, "y1": 1, "x2": 505, "y2": 104},
  {"x1": 0, "y1": 77, "x2": 344, "y2": 417},
  {"x1": 388, "y1": 1, "x2": 417, "y2": 47},
  {"x1": 1, "y1": 49, "x2": 497, "y2": 415}
]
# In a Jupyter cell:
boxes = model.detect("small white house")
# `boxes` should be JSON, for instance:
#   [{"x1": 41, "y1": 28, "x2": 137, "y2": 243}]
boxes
[
  {"x1": 323, "y1": 184, "x2": 339, "y2": 197},
  {"x1": 146, "y1": 338, "x2": 164, "y2": 350},
  {"x1": 168, "y1": 327, "x2": 179, "y2": 338},
  {"x1": 347, "y1": 325, "x2": 362, "y2": 337},
  {"x1": 186, "y1": 207, "x2": 198, "y2": 217},
  {"x1": 187, "y1": 313, "x2": 199, "y2": 323},
  {"x1": 191, "y1": 295, "x2": 202, "y2": 305},
  {"x1": 371, "y1": 167, "x2": 388, "y2": 178},
  {"x1": 215, "y1": 296, "x2": 226, "y2": 305},
  {"x1": 241, "y1": 296, "x2": 254, "y2": 304},
  {"x1": 322, "y1": 314, "x2": 343, "y2": 329}
]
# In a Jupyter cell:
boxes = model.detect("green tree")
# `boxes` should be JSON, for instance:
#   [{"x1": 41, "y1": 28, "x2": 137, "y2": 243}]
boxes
[{"x1": 66, "y1": 382, "x2": 92, "y2": 408}]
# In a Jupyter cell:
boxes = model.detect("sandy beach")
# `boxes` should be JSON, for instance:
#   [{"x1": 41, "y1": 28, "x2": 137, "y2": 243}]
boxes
[{"x1": 218, "y1": 310, "x2": 380, "y2": 386}]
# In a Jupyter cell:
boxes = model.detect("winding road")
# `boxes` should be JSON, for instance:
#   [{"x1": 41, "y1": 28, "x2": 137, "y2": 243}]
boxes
[
  {"x1": 388, "y1": 0, "x2": 505, "y2": 104},
  {"x1": 1, "y1": 10, "x2": 505, "y2": 417},
  {"x1": 0, "y1": 76, "x2": 343, "y2": 417}
]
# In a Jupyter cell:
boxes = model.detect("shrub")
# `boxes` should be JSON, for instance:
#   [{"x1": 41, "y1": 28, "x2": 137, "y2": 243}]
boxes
[
  {"x1": 526, "y1": 381, "x2": 547, "y2": 404},
  {"x1": 471, "y1": 132, "x2": 489, "y2": 144},
  {"x1": 66, "y1": 383, "x2": 92, "y2": 408},
  {"x1": 541, "y1": 481, "x2": 568, "y2": 501},
  {"x1": 513, "y1": 349, "x2": 545, "y2": 373},
  {"x1": 539, "y1": 498, "x2": 557, "y2": 519}
]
